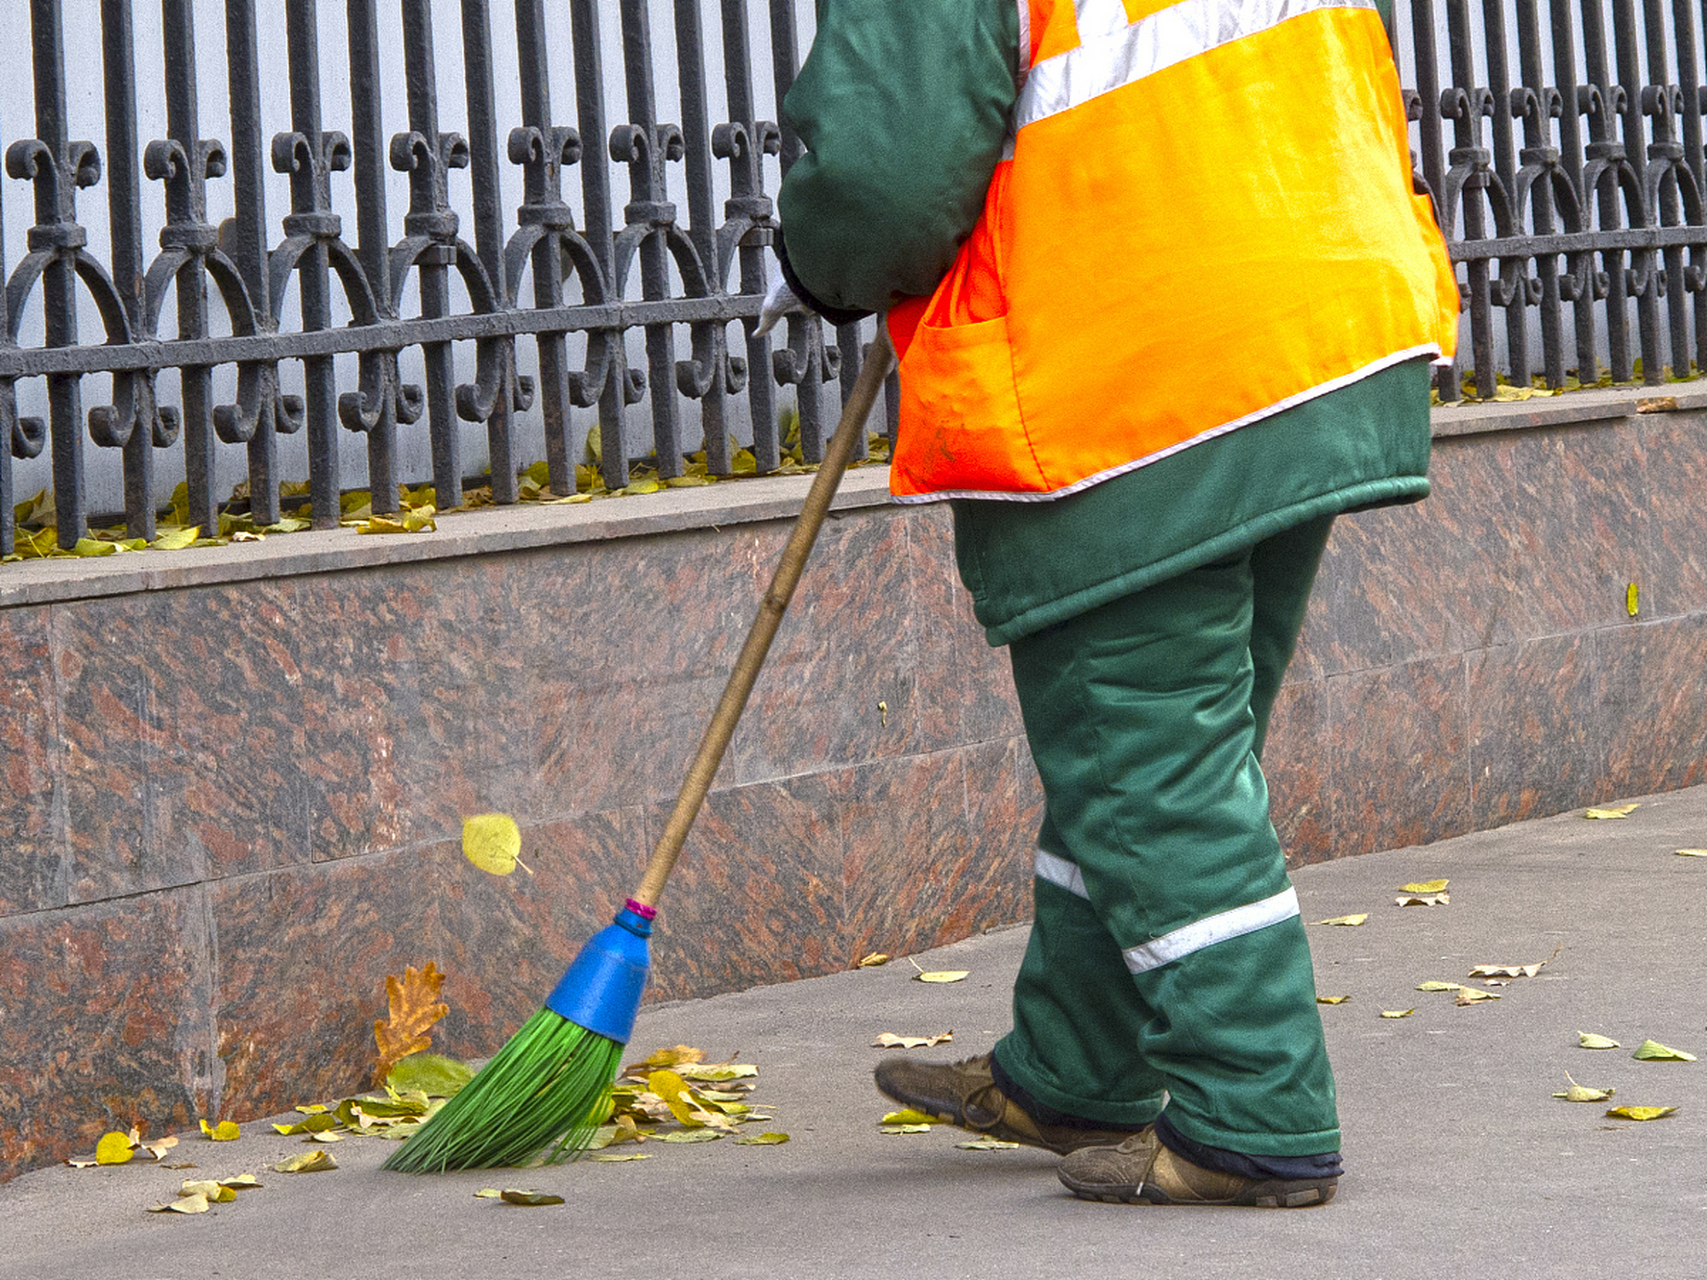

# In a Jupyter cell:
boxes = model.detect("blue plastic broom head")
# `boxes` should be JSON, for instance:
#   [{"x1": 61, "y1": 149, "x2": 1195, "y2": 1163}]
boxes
[{"x1": 543, "y1": 900, "x2": 655, "y2": 1044}]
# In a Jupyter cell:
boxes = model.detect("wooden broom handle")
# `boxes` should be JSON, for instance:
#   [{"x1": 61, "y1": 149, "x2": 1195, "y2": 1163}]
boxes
[{"x1": 632, "y1": 328, "x2": 896, "y2": 908}]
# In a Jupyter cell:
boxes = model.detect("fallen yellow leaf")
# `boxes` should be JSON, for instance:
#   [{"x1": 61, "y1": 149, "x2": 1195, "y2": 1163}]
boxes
[
  {"x1": 1578, "y1": 1031, "x2": 1621, "y2": 1049},
  {"x1": 199, "y1": 1119, "x2": 240, "y2": 1141},
  {"x1": 500, "y1": 1189, "x2": 565, "y2": 1205},
  {"x1": 1675, "y1": 849, "x2": 1707, "y2": 858},
  {"x1": 879, "y1": 1108, "x2": 940, "y2": 1126},
  {"x1": 1632, "y1": 1039, "x2": 1697, "y2": 1062},
  {"x1": 675, "y1": 1063, "x2": 758, "y2": 1082},
  {"x1": 219, "y1": 1175, "x2": 263, "y2": 1190},
  {"x1": 879, "y1": 1124, "x2": 934, "y2": 1134},
  {"x1": 1315, "y1": 914, "x2": 1369, "y2": 926},
  {"x1": 1397, "y1": 879, "x2": 1449, "y2": 894},
  {"x1": 1396, "y1": 892, "x2": 1449, "y2": 906},
  {"x1": 149, "y1": 525, "x2": 200, "y2": 550},
  {"x1": 1455, "y1": 989, "x2": 1499, "y2": 1005},
  {"x1": 1605, "y1": 1106, "x2": 1677, "y2": 1121},
  {"x1": 857, "y1": 953, "x2": 891, "y2": 967},
  {"x1": 915, "y1": 971, "x2": 969, "y2": 984},
  {"x1": 95, "y1": 1132, "x2": 134, "y2": 1165},
  {"x1": 1554, "y1": 1075, "x2": 1614, "y2": 1102},
  {"x1": 956, "y1": 1137, "x2": 1021, "y2": 1150},
  {"x1": 733, "y1": 1132, "x2": 789, "y2": 1145},
  {"x1": 871, "y1": 1031, "x2": 954, "y2": 1050},
  {"x1": 272, "y1": 1150, "x2": 337, "y2": 1173},
  {"x1": 1584, "y1": 804, "x2": 1639, "y2": 819},
  {"x1": 1416, "y1": 981, "x2": 1463, "y2": 992},
  {"x1": 1316, "y1": 995, "x2": 1350, "y2": 1005},
  {"x1": 586, "y1": 1151, "x2": 652, "y2": 1162},
  {"x1": 180, "y1": 1180, "x2": 237, "y2": 1203},
  {"x1": 1380, "y1": 1009, "x2": 1415, "y2": 1019},
  {"x1": 462, "y1": 813, "x2": 524, "y2": 876},
  {"x1": 145, "y1": 1193, "x2": 209, "y2": 1214},
  {"x1": 659, "y1": 1129, "x2": 723, "y2": 1144}
]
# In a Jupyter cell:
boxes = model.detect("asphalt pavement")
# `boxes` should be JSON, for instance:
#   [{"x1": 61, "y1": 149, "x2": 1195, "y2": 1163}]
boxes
[{"x1": 5, "y1": 785, "x2": 1705, "y2": 1280}]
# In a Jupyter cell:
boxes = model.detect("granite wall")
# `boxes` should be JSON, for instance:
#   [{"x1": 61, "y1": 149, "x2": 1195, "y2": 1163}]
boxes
[{"x1": 2, "y1": 395, "x2": 1704, "y2": 1179}]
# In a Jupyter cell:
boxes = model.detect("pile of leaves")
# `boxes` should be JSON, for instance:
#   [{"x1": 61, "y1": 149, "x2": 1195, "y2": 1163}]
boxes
[{"x1": 584, "y1": 1045, "x2": 786, "y2": 1158}]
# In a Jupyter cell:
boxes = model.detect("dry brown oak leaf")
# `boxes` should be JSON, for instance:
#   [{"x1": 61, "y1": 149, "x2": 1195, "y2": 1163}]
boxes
[{"x1": 373, "y1": 962, "x2": 449, "y2": 1086}]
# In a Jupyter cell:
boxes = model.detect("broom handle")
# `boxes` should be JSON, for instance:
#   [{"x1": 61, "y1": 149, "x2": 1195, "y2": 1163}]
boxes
[{"x1": 631, "y1": 327, "x2": 896, "y2": 908}]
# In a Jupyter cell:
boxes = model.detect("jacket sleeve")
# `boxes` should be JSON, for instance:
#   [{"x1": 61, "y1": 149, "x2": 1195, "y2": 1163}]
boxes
[{"x1": 776, "y1": 0, "x2": 1021, "y2": 315}]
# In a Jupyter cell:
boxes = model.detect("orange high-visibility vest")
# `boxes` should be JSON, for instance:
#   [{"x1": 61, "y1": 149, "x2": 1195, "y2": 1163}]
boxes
[{"x1": 886, "y1": 0, "x2": 1460, "y2": 503}]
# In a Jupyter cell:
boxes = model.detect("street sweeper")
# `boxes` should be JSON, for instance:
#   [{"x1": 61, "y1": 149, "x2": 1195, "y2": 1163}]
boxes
[{"x1": 765, "y1": 0, "x2": 1458, "y2": 1206}]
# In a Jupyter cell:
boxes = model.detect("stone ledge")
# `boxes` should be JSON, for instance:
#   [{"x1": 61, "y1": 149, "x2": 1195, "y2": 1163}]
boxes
[
  {"x1": 4, "y1": 384, "x2": 1701, "y2": 608},
  {"x1": 0, "y1": 464, "x2": 895, "y2": 609}
]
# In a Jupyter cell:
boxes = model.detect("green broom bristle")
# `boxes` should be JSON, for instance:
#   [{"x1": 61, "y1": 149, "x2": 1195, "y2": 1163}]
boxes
[{"x1": 382, "y1": 1008, "x2": 623, "y2": 1173}]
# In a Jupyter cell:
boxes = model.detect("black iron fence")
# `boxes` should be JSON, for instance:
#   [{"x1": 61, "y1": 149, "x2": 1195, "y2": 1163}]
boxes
[{"x1": 2, "y1": 1, "x2": 1705, "y2": 556}]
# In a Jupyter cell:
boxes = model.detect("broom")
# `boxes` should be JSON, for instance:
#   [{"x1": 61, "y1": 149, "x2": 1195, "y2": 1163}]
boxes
[{"x1": 384, "y1": 329, "x2": 896, "y2": 1172}]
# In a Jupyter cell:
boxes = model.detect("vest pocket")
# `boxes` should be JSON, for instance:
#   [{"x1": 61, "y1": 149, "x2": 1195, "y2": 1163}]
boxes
[{"x1": 896, "y1": 312, "x2": 1040, "y2": 496}]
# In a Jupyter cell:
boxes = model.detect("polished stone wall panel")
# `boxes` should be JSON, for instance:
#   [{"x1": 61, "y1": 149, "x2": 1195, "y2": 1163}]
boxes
[
  {"x1": 0, "y1": 605, "x2": 63, "y2": 916},
  {"x1": 1328, "y1": 655, "x2": 1471, "y2": 858},
  {"x1": 1633, "y1": 418, "x2": 1707, "y2": 616},
  {"x1": 1595, "y1": 614, "x2": 1707, "y2": 797},
  {"x1": 208, "y1": 849, "x2": 447, "y2": 1118},
  {"x1": 1468, "y1": 635, "x2": 1599, "y2": 829},
  {"x1": 0, "y1": 890, "x2": 212, "y2": 1183},
  {"x1": 1264, "y1": 678, "x2": 1335, "y2": 866}
]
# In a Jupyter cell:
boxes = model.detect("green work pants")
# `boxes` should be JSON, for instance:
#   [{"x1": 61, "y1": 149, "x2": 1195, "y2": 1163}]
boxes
[{"x1": 992, "y1": 516, "x2": 1340, "y2": 1158}]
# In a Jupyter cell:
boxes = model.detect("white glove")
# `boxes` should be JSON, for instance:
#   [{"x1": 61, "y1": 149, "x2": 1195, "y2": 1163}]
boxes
[{"x1": 754, "y1": 275, "x2": 804, "y2": 337}]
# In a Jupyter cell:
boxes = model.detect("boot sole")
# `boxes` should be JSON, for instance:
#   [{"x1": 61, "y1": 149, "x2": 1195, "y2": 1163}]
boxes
[{"x1": 1060, "y1": 1175, "x2": 1338, "y2": 1208}]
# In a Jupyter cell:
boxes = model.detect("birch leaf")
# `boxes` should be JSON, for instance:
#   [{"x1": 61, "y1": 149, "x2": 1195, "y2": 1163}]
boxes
[
  {"x1": 145, "y1": 1193, "x2": 210, "y2": 1214},
  {"x1": 660, "y1": 1129, "x2": 723, "y2": 1143},
  {"x1": 180, "y1": 1181, "x2": 237, "y2": 1203},
  {"x1": 95, "y1": 1132, "x2": 134, "y2": 1165},
  {"x1": 879, "y1": 1124, "x2": 934, "y2": 1134},
  {"x1": 1632, "y1": 1039, "x2": 1697, "y2": 1061},
  {"x1": 586, "y1": 1151, "x2": 652, "y2": 1162},
  {"x1": 199, "y1": 1119, "x2": 240, "y2": 1141},
  {"x1": 956, "y1": 1137, "x2": 1021, "y2": 1150},
  {"x1": 733, "y1": 1132, "x2": 789, "y2": 1145},
  {"x1": 1315, "y1": 914, "x2": 1369, "y2": 926},
  {"x1": 149, "y1": 526, "x2": 200, "y2": 551},
  {"x1": 385, "y1": 1051, "x2": 474, "y2": 1098},
  {"x1": 1397, "y1": 879, "x2": 1449, "y2": 893},
  {"x1": 1675, "y1": 849, "x2": 1707, "y2": 857},
  {"x1": 1455, "y1": 989, "x2": 1500, "y2": 1005},
  {"x1": 631, "y1": 1045, "x2": 706, "y2": 1070},
  {"x1": 915, "y1": 971, "x2": 969, "y2": 984},
  {"x1": 676, "y1": 1064, "x2": 758, "y2": 1082},
  {"x1": 1316, "y1": 995, "x2": 1350, "y2": 1005},
  {"x1": 1396, "y1": 893, "x2": 1449, "y2": 906},
  {"x1": 474, "y1": 1188, "x2": 502, "y2": 1198},
  {"x1": 1584, "y1": 804, "x2": 1639, "y2": 819},
  {"x1": 1605, "y1": 1106, "x2": 1678, "y2": 1121},
  {"x1": 1380, "y1": 1009, "x2": 1415, "y2": 1019},
  {"x1": 857, "y1": 953, "x2": 891, "y2": 967},
  {"x1": 1416, "y1": 981, "x2": 1463, "y2": 992},
  {"x1": 1553, "y1": 1075, "x2": 1614, "y2": 1102},
  {"x1": 219, "y1": 1175, "x2": 262, "y2": 1190},
  {"x1": 1578, "y1": 1031, "x2": 1621, "y2": 1049},
  {"x1": 647, "y1": 1069, "x2": 707, "y2": 1126},
  {"x1": 871, "y1": 1031, "x2": 954, "y2": 1050},
  {"x1": 140, "y1": 1136, "x2": 179, "y2": 1160},
  {"x1": 462, "y1": 813, "x2": 523, "y2": 876}
]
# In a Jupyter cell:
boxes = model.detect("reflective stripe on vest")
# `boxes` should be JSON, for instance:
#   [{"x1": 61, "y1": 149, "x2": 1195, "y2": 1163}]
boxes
[{"x1": 885, "y1": 0, "x2": 1460, "y2": 504}]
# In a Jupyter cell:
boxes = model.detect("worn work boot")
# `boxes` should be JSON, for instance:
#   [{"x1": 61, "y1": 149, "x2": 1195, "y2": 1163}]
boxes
[
  {"x1": 874, "y1": 1054, "x2": 1145, "y2": 1154},
  {"x1": 1058, "y1": 1128, "x2": 1338, "y2": 1207}
]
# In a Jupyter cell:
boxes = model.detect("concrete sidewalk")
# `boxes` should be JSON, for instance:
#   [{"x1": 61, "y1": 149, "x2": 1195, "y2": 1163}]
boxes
[{"x1": 6, "y1": 787, "x2": 1705, "y2": 1280}]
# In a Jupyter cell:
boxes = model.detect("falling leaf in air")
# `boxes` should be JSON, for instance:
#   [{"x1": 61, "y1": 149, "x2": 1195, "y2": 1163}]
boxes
[
  {"x1": 1397, "y1": 879, "x2": 1449, "y2": 894},
  {"x1": 1553, "y1": 1074, "x2": 1615, "y2": 1102},
  {"x1": 1315, "y1": 914, "x2": 1369, "y2": 926},
  {"x1": 462, "y1": 813, "x2": 528, "y2": 876},
  {"x1": 199, "y1": 1119, "x2": 240, "y2": 1141},
  {"x1": 1380, "y1": 1009, "x2": 1415, "y2": 1019},
  {"x1": 1578, "y1": 1031, "x2": 1621, "y2": 1049},
  {"x1": 1317, "y1": 995, "x2": 1350, "y2": 1005},
  {"x1": 1416, "y1": 981, "x2": 1463, "y2": 993},
  {"x1": 500, "y1": 1189, "x2": 565, "y2": 1205},
  {"x1": 272, "y1": 1150, "x2": 337, "y2": 1173},
  {"x1": 871, "y1": 1031, "x2": 954, "y2": 1050},
  {"x1": 1675, "y1": 849, "x2": 1707, "y2": 858},
  {"x1": 857, "y1": 953, "x2": 891, "y2": 967},
  {"x1": 145, "y1": 1193, "x2": 210, "y2": 1214},
  {"x1": 1584, "y1": 804, "x2": 1639, "y2": 820},
  {"x1": 1605, "y1": 1106, "x2": 1678, "y2": 1121},
  {"x1": 95, "y1": 1132, "x2": 134, "y2": 1165},
  {"x1": 956, "y1": 1137, "x2": 1021, "y2": 1150},
  {"x1": 1632, "y1": 1039, "x2": 1697, "y2": 1062},
  {"x1": 734, "y1": 1132, "x2": 790, "y2": 1145},
  {"x1": 1455, "y1": 989, "x2": 1499, "y2": 1005},
  {"x1": 1396, "y1": 893, "x2": 1449, "y2": 907},
  {"x1": 373, "y1": 962, "x2": 450, "y2": 1086}
]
